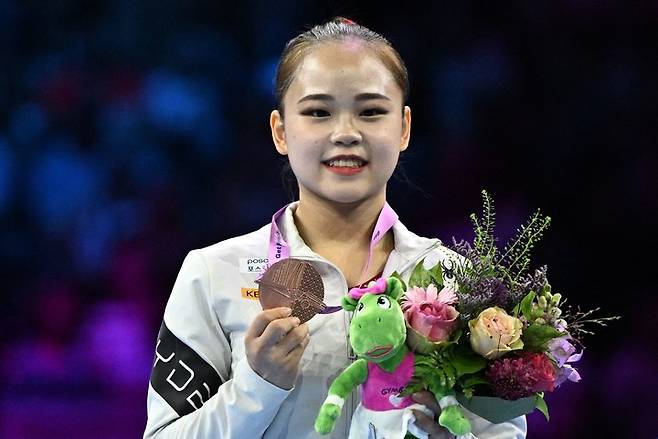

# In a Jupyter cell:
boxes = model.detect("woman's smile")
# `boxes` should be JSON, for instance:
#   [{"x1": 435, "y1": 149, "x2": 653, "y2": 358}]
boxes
[
  {"x1": 322, "y1": 154, "x2": 369, "y2": 175},
  {"x1": 323, "y1": 162, "x2": 368, "y2": 175}
]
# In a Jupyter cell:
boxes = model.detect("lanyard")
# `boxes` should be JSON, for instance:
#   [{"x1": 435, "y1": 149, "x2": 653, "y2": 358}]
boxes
[{"x1": 265, "y1": 202, "x2": 399, "y2": 313}]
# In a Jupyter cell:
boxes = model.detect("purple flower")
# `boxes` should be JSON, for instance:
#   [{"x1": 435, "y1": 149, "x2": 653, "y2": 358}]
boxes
[
  {"x1": 554, "y1": 364, "x2": 581, "y2": 387},
  {"x1": 547, "y1": 336, "x2": 583, "y2": 387},
  {"x1": 547, "y1": 337, "x2": 577, "y2": 367}
]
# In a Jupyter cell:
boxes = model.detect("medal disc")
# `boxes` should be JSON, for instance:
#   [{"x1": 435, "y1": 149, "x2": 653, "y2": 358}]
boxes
[{"x1": 255, "y1": 259, "x2": 326, "y2": 323}]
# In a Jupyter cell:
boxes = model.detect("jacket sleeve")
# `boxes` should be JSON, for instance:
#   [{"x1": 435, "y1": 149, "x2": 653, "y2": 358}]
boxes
[{"x1": 143, "y1": 250, "x2": 291, "y2": 438}]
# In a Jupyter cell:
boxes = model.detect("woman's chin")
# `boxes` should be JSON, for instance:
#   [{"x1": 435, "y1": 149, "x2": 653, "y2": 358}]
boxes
[
  {"x1": 311, "y1": 187, "x2": 384, "y2": 205},
  {"x1": 325, "y1": 194, "x2": 380, "y2": 206}
]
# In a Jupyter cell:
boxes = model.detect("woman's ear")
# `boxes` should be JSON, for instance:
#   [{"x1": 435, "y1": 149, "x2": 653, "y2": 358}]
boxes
[
  {"x1": 400, "y1": 106, "x2": 411, "y2": 152},
  {"x1": 270, "y1": 110, "x2": 288, "y2": 155}
]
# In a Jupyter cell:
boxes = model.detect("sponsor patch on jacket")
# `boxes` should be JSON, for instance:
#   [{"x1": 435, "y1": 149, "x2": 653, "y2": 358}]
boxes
[
  {"x1": 150, "y1": 321, "x2": 223, "y2": 417},
  {"x1": 241, "y1": 287, "x2": 260, "y2": 300},
  {"x1": 239, "y1": 257, "x2": 268, "y2": 274}
]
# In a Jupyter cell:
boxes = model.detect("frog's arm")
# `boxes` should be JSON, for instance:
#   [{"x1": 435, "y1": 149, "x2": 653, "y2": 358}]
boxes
[{"x1": 314, "y1": 358, "x2": 368, "y2": 435}]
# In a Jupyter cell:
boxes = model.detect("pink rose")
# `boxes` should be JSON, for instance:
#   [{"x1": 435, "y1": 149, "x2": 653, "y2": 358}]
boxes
[{"x1": 402, "y1": 284, "x2": 459, "y2": 342}]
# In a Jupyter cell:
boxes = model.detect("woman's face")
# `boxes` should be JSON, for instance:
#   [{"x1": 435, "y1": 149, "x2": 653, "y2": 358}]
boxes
[{"x1": 270, "y1": 41, "x2": 411, "y2": 205}]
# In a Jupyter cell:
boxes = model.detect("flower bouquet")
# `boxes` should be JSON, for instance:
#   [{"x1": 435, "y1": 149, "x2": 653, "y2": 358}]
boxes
[{"x1": 393, "y1": 190, "x2": 618, "y2": 436}]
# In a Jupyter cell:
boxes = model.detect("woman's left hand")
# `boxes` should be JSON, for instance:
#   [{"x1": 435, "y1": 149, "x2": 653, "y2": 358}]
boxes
[{"x1": 411, "y1": 391, "x2": 454, "y2": 439}]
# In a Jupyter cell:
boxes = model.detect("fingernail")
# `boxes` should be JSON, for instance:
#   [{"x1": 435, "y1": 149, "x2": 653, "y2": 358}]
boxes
[
  {"x1": 282, "y1": 307, "x2": 292, "y2": 315},
  {"x1": 294, "y1": 317, "x2": 301, "y2": 325}
]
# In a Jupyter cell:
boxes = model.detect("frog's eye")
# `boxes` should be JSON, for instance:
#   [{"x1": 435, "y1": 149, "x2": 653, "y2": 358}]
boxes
[
  {"x1": 357, "y1": 302, "x2": 365, "y2": 312},
  {"x1": 376, "y1": 296, "x2": 391, "y2": 309}
]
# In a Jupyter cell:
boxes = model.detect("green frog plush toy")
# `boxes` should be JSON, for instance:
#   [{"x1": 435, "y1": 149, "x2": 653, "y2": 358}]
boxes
[{"x1": 314, "y1": 277, "x2": 471, "y2": 439}]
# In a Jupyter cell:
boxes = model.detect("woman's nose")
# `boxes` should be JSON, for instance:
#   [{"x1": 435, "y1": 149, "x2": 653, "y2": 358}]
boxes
[{"x1": 330, "y1": 116, "x2": 362, "y2": 146}]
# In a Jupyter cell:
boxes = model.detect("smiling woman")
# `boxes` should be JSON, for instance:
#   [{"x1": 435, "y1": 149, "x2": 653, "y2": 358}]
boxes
[
  {"x1": 143, "y1": 17, "x2": 526, "y2": 439},
  {"x1": 269, "y1": 40, "x2": 411, "y2": 208}
]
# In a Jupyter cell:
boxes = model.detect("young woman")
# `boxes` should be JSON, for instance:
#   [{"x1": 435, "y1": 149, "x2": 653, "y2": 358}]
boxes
[{"x1": 144, "y1": 18, "x2": 527, "y2": 439}]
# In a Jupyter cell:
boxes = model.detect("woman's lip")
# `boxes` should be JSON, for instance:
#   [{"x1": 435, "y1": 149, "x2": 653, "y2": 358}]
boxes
[{"x1": 322, "y1": 163, "x2": 367, "y2": 176}]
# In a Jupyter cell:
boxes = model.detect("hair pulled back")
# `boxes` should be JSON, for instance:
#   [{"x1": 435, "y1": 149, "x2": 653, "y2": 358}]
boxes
[{"x1": 274, "y1": 17, "x2": 410, "y2": 115}]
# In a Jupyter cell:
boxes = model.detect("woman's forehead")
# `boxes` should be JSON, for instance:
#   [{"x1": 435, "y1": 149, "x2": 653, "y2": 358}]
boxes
[{"x1": 286, "y1": 42, "x2": 401, "y2": 102}]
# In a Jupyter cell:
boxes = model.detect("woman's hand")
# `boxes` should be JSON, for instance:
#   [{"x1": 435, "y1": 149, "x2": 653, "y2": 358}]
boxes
[
  {"x1": 411, "y1": 391, "x2": 454, "y2": 439},
  {"x1": 245, "y1": 307, "x2": 310, "y2": 390}
]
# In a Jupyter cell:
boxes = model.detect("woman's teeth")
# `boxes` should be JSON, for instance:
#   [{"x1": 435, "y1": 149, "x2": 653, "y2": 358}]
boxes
[{"x1": 327, "y1": 159, "x2": 365, "y2": 168}]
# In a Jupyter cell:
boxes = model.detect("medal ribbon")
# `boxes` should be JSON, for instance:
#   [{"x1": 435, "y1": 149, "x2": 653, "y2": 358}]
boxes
[{"x1": 265, "y1": 202, "x2": 398, "y2": 313}]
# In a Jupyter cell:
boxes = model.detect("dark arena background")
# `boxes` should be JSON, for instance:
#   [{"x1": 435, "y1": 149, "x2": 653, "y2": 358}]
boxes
[{"x1": 1, "y1": 1, "x2": 656, "y2": 438}]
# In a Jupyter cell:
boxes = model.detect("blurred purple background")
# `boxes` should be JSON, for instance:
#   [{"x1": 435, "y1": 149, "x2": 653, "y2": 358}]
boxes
[{"x1": 1, "y1": 1, "x2": 656, "y2": 438}]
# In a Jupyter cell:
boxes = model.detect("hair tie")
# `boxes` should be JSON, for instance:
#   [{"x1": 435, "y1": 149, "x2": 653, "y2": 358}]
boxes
[{"x1": 336, "y1": 17, "x2": 357, "y2": 26}]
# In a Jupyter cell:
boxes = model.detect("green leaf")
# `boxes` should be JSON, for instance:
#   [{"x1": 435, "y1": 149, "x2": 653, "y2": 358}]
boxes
[
  {"x1": 512, "y1": 301, "x2": 522, "y2": 318},
  {"x1": 522, "y1": 324, "x2": 564, "y2": 351},
  {"x1": 450, "y1": 349, "x2": 487, "y2": 377},
  {"x1": 520, "y1": 291, "x2": 536, "y2": 320},
  {"x1": 409, "y1": 259, "x2": 431, "y2": 288},
  {"x1": 535, "y1": 393, "x2": 550, "y2": 421},
  {"x1": 414, "y1": 358, "x2": 437, "y2": 368},
  {"x1": 428, "y1": 262, "x2": 444, "y2": 287},
  {"x1": 460, "y1": 374, "x2": 489, "y2": 388},
  {"x1": 414, "y1": 364, "x2": 433, "y2": 375},
  {"x1": 459, "y1": 375, "x2": 484, "y2": 400},
  {"x1": 414, "y1": 353, "x2": 436, "y2": 366}
]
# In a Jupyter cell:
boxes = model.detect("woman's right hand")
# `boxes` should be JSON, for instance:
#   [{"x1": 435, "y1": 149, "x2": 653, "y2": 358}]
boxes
[{"x1": 245, "y1": 307, "x2": 310, "y2": 390}]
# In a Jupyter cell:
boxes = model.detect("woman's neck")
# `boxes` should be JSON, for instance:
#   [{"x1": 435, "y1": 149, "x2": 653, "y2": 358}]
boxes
[
  {"x1": 293, "y1": 189, "x2": 388, "y2": 251},
  {"x1": 293, "y1": 188, "x2": 395, "y2": 287}
]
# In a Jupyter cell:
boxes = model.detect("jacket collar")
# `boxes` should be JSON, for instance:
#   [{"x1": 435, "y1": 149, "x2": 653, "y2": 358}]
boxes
[{"x1": 277, "y1": 201, "x2": 441, "y2": 275}]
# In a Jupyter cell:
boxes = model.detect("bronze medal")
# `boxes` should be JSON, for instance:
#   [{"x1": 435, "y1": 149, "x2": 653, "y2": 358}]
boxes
[{"x1": 255, "y1": 259, "x2": 326, "y2": 323}]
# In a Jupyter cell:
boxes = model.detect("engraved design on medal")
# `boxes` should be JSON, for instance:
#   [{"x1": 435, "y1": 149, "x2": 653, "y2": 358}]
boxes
[{"x1": 256, "y1": 259, "x2": 326, "y2": 323}]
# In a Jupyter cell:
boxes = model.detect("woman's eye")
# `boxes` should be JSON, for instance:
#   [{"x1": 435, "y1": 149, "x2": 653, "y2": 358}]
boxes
[
  {"x1": 302, "y1": 109, "x2": 330, "y2": 117},
  {"x1": 361, "y1": 108, "x2": 387, "y2": 117}
]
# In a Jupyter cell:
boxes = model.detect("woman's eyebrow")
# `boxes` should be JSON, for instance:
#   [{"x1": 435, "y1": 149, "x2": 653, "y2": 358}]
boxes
[
  {"x1": 297, "y1": 92, "x2": 391, "y2": 104},
  {"x1": 297, "y1": 93, "x2": 332, "y2": 104},
  {"x1": 355, "y1": 93, "x2": 390, "y2": 102}
]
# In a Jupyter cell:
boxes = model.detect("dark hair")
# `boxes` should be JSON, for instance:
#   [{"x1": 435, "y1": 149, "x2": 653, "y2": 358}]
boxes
[{"x1": 274, "y1": 17, "x2": 409, "y2": 115}]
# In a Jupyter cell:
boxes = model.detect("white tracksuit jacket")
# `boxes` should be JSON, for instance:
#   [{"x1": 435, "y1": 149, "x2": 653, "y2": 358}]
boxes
[{"x1": 144, "y1": 202, "x2": 527, "y2": 439}]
